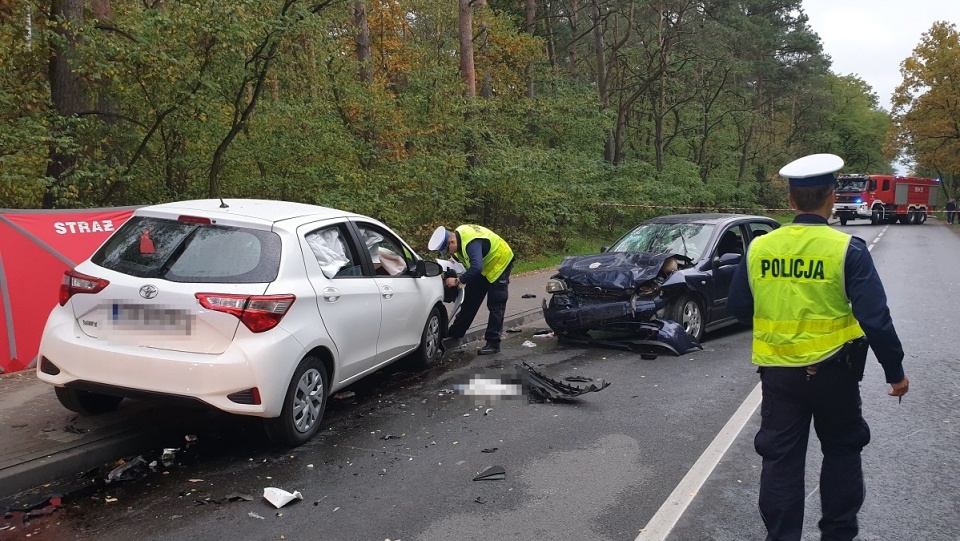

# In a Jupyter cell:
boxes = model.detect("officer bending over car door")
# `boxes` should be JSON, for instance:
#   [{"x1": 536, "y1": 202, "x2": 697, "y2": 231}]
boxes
[{"x1": 727, "y1": 153, "x2": 910, "y2": 541}]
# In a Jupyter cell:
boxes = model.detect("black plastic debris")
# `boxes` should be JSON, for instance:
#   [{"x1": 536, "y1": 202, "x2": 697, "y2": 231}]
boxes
[
  {"x1": 521, "y1": 294, "x2": 537, "y2": 299},
  {"x1": 481, "y1": 447, "x2": 498, "y2": 453},
  {"x1": 560, "y1": 319, "x2": 701, "y2": 356},
  {"x1": 521, "y1": 362, "x2": 610, "y2": 402},
  {"x1": 473, "y1": 465, "x2": 506, "y2": 481},
  {"x1": 381, "y1": 434, "x2": 401, "y2": 440},
  {"x1": 474, "y1": 496, "x2": 487, "y2": 504},
  {"x1": 106, "y1": 456, "x2": 150, "y2": 484},
  {"x1": 532, "y1": 329, "x2": 554, "y2": 336}
]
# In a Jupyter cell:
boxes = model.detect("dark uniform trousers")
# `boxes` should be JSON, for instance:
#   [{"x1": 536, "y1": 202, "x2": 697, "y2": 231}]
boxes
[
  {"x1": 755, "y1": 354, "x2": 871, "y2": 541},
  {"x1": 448, "y1": 263, "x2": 512, "y2": 343}
]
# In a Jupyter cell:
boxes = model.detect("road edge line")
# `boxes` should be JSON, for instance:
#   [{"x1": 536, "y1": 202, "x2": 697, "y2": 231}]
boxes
[{"x1": 635, "y1": 382, "x2": 763, "y2": 541}]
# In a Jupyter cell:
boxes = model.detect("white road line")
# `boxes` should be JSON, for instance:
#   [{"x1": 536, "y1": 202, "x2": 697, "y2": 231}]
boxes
[
  {"x1": 635, "y1": 383, "x2": 763, "y2": 541},
  {"x1": 635, "y1": 225, "x2": 886, "y2": 540}
]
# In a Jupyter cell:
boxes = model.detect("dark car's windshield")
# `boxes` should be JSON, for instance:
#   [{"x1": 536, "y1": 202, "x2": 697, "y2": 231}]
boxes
[{"x1": 609, "y1": 223, "x2": 715, "y2": 261}]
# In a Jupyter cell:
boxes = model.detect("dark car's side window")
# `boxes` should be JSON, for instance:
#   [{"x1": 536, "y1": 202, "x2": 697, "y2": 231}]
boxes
[
  {"x1": 747, "y1": 222, "x2": 776, "y2": 244},
  {"x1": 716, "y1": 226, "x2": 745, "y2": 256},
  {"x1": 304, "y1": 224, "x2": 363, "y2": 278},
  {"x1": 355, "y1": 223, "x2": 413, "y2": 277}
]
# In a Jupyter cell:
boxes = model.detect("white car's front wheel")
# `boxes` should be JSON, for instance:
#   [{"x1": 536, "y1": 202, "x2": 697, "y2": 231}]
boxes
[
  {"x1": 410, "y1": 306, "x2": 443, "y2": 368},
  {"x1": 264, "y1": 356, "x2": 327, "y2": 447}
]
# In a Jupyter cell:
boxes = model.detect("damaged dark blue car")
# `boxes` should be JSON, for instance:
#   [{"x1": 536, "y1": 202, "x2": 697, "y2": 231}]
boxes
[{"x1": 542, "y1": 214, "x2": 779, "y2": 354}]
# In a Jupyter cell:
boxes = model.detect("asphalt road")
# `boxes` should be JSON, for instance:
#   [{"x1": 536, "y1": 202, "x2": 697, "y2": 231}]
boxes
[{"x1": 4, "y1": 220, "x2": 959, "y2": 541}]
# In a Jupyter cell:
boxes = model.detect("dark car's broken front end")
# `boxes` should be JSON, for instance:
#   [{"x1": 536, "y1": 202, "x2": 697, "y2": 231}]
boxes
[{"x1": 542, "y1": 251, "x2": 691, "y2": 338}]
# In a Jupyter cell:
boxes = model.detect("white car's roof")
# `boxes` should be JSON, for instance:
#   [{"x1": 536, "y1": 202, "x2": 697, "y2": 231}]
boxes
[{"x1": 138, "y1": 199, "x2": 361, "y2": 226}]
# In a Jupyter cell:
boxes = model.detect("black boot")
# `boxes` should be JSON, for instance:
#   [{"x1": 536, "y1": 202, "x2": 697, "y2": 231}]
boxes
[{"x1": 478, "y1": 341, "x2": 501, "y2": 355}]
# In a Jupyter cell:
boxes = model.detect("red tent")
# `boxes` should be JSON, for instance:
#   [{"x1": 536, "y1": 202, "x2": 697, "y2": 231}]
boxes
[{"x1": 0, "y1": 208, "x2": 136, "y2": 373}]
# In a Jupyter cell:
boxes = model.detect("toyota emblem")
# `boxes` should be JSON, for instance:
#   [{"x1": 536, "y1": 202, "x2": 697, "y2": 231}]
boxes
[{"x1": 139, "y1": 284, "x2": 159, "y2": 299}]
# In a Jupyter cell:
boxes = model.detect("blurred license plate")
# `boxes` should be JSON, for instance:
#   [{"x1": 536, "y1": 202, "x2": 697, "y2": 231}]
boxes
[{"x1": 111, "y1": 303, "x2": 193, "y2": 334}]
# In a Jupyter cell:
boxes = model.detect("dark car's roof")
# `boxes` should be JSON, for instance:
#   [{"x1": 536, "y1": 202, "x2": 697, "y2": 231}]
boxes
[{"x1": 643, "y1": 213, "x2": 774, "y2": 225}]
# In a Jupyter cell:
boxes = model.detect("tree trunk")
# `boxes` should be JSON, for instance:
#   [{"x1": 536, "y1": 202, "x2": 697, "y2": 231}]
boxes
[
  {"x1": 44, "y1": 0, "x2": 87, "y2": 208},
  {"x1": 525, "y1": 0, "x2": 536, "y2": 99},
  {"x1": 352, "y1": 0, "x2": 372, "y2": 84},
  {"x1": 458, "y1": 0, "x2": 477, "y2": 98},
  {"x1": 591, "y1": 0, "x2": 611, "y2": 162},
  {"x1": 568, "y1": 0, "x2": 578, "y2": 77}
]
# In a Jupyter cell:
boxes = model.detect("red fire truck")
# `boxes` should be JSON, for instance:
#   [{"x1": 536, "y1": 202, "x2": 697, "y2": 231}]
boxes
[{"x1": 832, "y1": 173, "x2": 939, "y2": 225}]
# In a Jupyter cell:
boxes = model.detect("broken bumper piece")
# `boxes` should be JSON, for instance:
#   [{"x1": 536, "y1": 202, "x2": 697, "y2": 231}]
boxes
[{"x1": 543, "y1": 297, "x2": 701, "y2": 355}]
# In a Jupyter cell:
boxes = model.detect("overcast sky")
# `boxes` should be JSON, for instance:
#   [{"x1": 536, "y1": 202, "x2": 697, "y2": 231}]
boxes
[{"x1": 800, "y1": 0, "x2": 960, "y2": 111}]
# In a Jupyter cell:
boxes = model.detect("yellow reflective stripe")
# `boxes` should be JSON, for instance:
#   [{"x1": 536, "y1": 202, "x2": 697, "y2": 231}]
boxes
[
  {"x1": 753, "y1": 324, "x2": 865, "y2": 357},
  {"x1": 753, "y1": 314, "x2": 859, "y2": 334}
]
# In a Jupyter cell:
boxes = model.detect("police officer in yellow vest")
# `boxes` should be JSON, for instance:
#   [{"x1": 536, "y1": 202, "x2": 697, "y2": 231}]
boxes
[
  {"x1": 429, "y1": 224, "x2": 514, "y2": 355},
  {"x1": 728, "y1": 154, "x2": 910, "y2": 541}
]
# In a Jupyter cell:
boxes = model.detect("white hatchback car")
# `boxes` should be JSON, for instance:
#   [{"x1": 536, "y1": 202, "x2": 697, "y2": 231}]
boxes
[{"x1": 37, "y1": 199, "x2": 451, "y2": 446}]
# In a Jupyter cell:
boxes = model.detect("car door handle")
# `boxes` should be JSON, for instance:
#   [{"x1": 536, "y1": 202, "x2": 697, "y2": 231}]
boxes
[
  {"x1": 322, "y1": 287, "x2": 341, "y2": 303},
  {"x1": 381, "y1": 285, "x2": 394, "y2": 300}
]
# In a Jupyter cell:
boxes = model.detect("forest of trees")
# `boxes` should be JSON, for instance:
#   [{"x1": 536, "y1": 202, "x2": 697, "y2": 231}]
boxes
[{"x1": 0, "y1": 1, "x2": 957, "y2": 255}]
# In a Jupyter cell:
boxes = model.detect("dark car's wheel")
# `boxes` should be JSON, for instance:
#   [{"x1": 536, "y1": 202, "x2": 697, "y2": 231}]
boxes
[
  {"x1": 666, "y1": 295, "x2": 704, "y2": 342},
  {"x1": 55, "y1": 386, "x2": 123, "y2": 415},
  {"x1": 264, "y1": 356, "x2": 327, "y2": 447},
  {"x1": 410, "y1": 306, "x2": 443, "y2": 367}
]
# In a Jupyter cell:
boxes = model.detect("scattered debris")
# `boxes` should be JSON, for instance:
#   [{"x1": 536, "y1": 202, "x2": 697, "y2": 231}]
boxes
[
  {"x1": 226, "y1": 492, "x2": 254, "y2": 502},
  {"x1": 521, "y1": 362, "x2": 610, "y2": 402},
  {"x1": 263, "y1": 487, "x2": 303, "y2": 509},
  {"x1": 521, "y1": 294, "x2": 537, "y2": 299},
  {"x1": 248, "y1": 511, "x2": 265, "y2": 520},
  {"x1": 63, "y1": 424, "x2": 88, "y2": 435},
  {"x1": 473, "y1": 466, "x2": 506, "y2": 481},
  {"x1": 532, "y1": 331, "x2": 555, "y2": 339},
  {"x1": 521, "y1": 340, "x2": 537, "y2": 347},
  {"x1": 184, "y1": 434, "x2": 198, "y2": 444},
  {"x1": 532, "y1": 329, "x2": 554, "y2": 336},
  {"x1": 161, "y1": 448, "x2": 178, "y2": 467},
  {"x1": 481, "y1": 447, "x2": 498, "y2": 453},
  {"x1": 333, "y1": 391, "x2": 356, "y2": 400},
  {"x1": 105, "y1": 497, "x2": 118, "y2": 503},
  {"x1": 381, "y1": 434, "x2": 401, "y2": 440},
  {"x1": 106, "y1": 456, "x2": 150, "y2": 484},
  {"x1": 484, "y1": 408, "x2": 493, "y2": 415},
  {"x1": 474, "y1": 496, "x2": 487, "y2": 504}
]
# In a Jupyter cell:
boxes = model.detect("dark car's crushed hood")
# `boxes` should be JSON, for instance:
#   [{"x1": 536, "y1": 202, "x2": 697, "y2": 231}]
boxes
[{"x1": 555, "y1": 252, "x2": 682, "y2": 291}]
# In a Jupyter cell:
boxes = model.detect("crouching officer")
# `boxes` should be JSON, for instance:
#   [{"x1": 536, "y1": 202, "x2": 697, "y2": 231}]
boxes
[{"x1": 727, "y1": 153, "x2": 910, "y2": 541}]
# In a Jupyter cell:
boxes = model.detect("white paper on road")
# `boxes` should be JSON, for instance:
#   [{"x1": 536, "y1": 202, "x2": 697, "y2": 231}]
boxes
[{"x1": 263, "y1": 487, "x2": 303, "y2": 508}]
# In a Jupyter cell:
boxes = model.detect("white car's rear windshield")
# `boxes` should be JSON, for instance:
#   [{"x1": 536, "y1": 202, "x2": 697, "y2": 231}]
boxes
[{"x1": 91, "y1": 216, "x2": 281, "y2": 283}]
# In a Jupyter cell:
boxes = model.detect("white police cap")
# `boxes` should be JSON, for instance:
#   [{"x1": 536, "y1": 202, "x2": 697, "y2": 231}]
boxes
[
  {"x1": 779, "y1": 153, "x2": 844, "y2": 187},
  {"x1": 428, "y1": 226, "x2": 450, "y2": 254}
]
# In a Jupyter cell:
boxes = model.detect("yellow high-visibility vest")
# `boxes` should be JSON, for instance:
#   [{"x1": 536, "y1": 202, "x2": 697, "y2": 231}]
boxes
[
  {"x1": 747, "y1": 224, "x2": 865, "y2": 366},
  {"x1": 454, "y1": 225, "x2": 514, "y2": 283}
]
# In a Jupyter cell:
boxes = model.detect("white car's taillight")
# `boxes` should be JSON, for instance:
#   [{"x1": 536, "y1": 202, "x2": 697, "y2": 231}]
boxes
[
  {"x1": 195, "y1": 293, "x2": 296, "y2": 333},
  {"x1": 59, "y1": 270, "x2": 110, "y2": 306}
]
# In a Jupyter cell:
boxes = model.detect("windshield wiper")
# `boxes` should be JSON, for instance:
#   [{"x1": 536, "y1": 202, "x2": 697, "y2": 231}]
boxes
[{"x1": 678, "y1": 230, "x2": 689, "y2": 257}]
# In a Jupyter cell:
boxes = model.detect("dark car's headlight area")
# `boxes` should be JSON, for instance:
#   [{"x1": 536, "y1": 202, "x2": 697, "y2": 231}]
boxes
[{"x1": 545, "y1": 278, "x2": 568, "y2": 294}]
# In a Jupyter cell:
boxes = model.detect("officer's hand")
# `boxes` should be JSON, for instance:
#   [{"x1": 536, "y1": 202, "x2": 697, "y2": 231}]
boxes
[
  {"x1": 444, "y1": 277, "x2": 459, "y2": 288},
  {"x1": 888, "y1": 377, "x2": 909, "y2": 398}
]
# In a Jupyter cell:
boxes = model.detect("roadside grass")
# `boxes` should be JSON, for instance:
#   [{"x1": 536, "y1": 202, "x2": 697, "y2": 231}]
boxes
[{"x1": 514, "y1": 235, "x2": 611, "y2": 275}]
